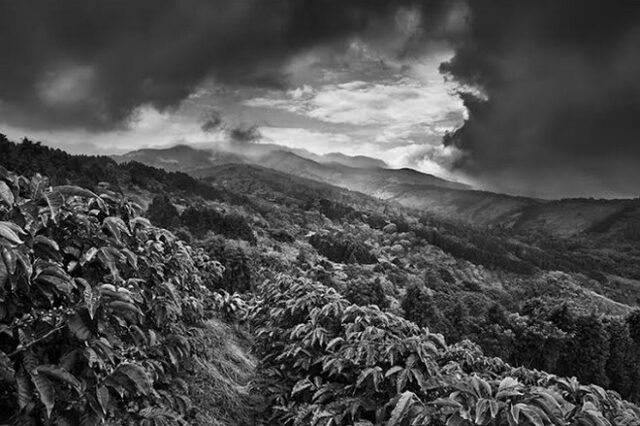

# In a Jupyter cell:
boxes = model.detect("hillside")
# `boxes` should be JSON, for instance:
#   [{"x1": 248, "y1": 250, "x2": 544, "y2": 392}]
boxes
[
  {"x1": 3, "y1": 135, "x2": 640, "y2": 424},
  {"x1": 115, "y1": 143, "x2": 640, "y2": 239}
]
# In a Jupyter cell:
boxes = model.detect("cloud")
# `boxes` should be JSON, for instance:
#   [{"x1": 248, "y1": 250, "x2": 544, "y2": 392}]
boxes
[
  {"x1": 0, "y1": 0, "x2": 458, "y2": 131},
  {"x1": 1, "y1": 106, "x2": 226, "y2": 155},
  {"x1": 200, "y1": 110, "x2": 223, "y2": 133},
  {"x1": 260, "y1": 127, "x2": 355, "y2": 155},
  {"x1": 441, "y1": 0, "x2": 640, "y2": 198}
]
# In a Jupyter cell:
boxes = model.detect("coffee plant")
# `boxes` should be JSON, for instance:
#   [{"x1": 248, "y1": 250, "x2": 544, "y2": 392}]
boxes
[
  {"x1": 249, "y1": 275, "x2": 640, "y2": 425},
  {"x1": 0, "y1": 166, "x2": 224, "y2": 424}
]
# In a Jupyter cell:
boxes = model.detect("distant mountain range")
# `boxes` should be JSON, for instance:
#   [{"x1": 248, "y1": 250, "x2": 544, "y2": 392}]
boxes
[{"x1": 113, "y1": 143, "x2": 640, "y2": 237}]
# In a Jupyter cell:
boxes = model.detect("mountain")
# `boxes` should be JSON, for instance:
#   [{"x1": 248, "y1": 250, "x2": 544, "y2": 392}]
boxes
[
  {"x1": 113, "y1": 144, "x2": 247, "y2": 172},
  {"x1": 114, "y1": 144, "x2": 471, "y2": 197},
  {"x1": 293, "y1": 150, "x2": 388, "y2": 169},
  {"x1": 114, "y1": 143, "x2": 640, "y2": 238}
]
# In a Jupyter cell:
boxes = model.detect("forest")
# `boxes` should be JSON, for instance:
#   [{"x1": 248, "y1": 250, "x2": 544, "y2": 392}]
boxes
[{"x1": 2, "y1": 134, "x2": 640, "y2": 425}]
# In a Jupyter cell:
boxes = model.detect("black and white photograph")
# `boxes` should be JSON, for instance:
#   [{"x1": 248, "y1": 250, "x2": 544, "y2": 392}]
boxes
[{"x1": 1, "y1": 1, "x2": 640, "y2": 424}]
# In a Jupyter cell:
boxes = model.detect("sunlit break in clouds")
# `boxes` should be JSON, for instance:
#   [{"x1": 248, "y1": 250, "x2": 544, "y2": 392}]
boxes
[{"x1": 2, "y1": 0, "x2": 640, "y2": 197}]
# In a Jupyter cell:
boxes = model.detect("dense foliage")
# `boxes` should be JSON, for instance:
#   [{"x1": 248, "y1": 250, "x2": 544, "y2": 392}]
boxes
[
  {"x1": 0, "y1": 166, "x2": 252, "y2": 424},
  {"x1": 249, "y1": 275, "x2": 640, "y2": 425},
  {"x1": 4, "y1": 134, "x2": 640, "y2": 425}
]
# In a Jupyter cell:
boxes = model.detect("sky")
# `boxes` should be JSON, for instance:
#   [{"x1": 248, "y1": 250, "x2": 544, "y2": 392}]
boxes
[{"x1": 1, "y1": 0, "x2": 639, "y2": 199}]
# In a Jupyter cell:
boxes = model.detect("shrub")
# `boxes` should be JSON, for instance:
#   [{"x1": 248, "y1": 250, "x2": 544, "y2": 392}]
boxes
[
  {"x1": 0, "y1": 167, "x2": 228, "y2": 424},
  {"x1": 308, "y1": 233, "x2": 377, "y2": 264},
  {"x1": 343, "y1": 277, "x2": 389, "y2": 309},
  {"x1": 248, "y1": 276, "x2": 640, "y2": 426}
]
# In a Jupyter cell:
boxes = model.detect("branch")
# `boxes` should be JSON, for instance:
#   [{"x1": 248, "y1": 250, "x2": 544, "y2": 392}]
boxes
[{"x1": 8, "y1": 324, "x2": 66, "y2": 358}]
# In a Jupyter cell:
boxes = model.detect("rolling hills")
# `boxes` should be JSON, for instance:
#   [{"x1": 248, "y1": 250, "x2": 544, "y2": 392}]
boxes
[
  {"x1": 3, "y1": 134, "x2": 640, "y2": 424},
  {"x1": 115, "y1": 143, "x2": 640, "y2": 238}
]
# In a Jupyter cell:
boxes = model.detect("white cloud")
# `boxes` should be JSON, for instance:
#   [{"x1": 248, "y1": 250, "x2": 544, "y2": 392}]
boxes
[
  {"x1": 259, "y1": 127, "x2": 355, "y2": 155},
  {"x1": 241, "y1": 48, "x2": 467, "y2": 181},
  {"x1": 245, "y1": 51, "x2": 464, "y2": 140},
  {"x1": 2, "y1": 106, "x2": 224, "y2": 155}
]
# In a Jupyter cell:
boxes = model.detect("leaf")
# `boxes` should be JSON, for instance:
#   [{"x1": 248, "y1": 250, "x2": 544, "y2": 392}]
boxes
[
  {"x1": 31, "y1": 369, "x2": 56, "y2": 418},
  {"x1": 0, "y1": 180, "x2": 14, "y2": 206},
  {"x1": 1, "y1": 247, "x2": 17, "y2": 274},
  {"x1": 35, "y1": 365, "x2": 83, "y2": 393},
  {"x1": 0, "y1": 351, "x2": 15, "y2": 383},
  {"x1": 139, "y1": 407, "x2": 181, "y2": 420},
  {"x1": 326, "y1": 337, "x2": 344, "y2": 351},
  {"x1": 36, "y1": 272, "x2": 73, "y2": 295},
  {"x1": 103, "y1": 216, "x2": 131, "y2": 243},
  {"x1": 84, "y1": 287, "x2": 101, "y2": 320},
  {"x1": 431, "y1": 398, "x2": 463, "y2": 409},
  {"x1": 109, "y1": 300, "x2": 143, "y2": 322},
  {"x1": 475, "y1": 398, "x2": 490, "y2": 425},
  {"x1": 15, "y1": 250, "x2": 32, "y2": 282},
  {"x1": 97, "y1": 247, "x2": 120, "y2": 278},
  {"x1": 385, "y1": 366, "x2": 403, "y2": 378},
  {"x1": 292, "y1": 378, "x2": 314, "y2": 396},
  {"x1": 387, "y1": 391, "x2": 416, "y2": 426},
  {"x1": 16, "y1": 368, "x2": 33, "y2": 410},
  {"x1": 471, "y1": 375, "x2": 492, "y2": 398},
  {"x1": 510, "y1": 404, "x2": 521, "y2": 424},
  {"x1": 517, "y1": 404, "x2": 545, "y2": 426},
  {"x1": 0, "y1": 221, "x2": 23, "y2": 245},
  {"x1": 498, "y1": 377, "x2": 520, "y2": 392},
  {"x1": 446, "y1": 412, "x2": 465, "y2": 426},
  {"x1": 114, "y1": 363, "x2": 153, "y2": 396},
  {"x1": 96, "y1": 386, "x2": 110, "y2": 414},
  {"x1": 53, "y1": 185, "x2": 98, "y2": 199},
  {"x1": 33, "y1": 235, "x2": 60, "y2": 258},
  {"x1": 82, "y1": 247, "x2": 98, "y2": 265},
  {"x1": 0, "y1": 258, "x2": 8, "y2": 287},
  {"x1": 43, "y1": 191, "x2": 64, "y2": 221},
  {"x1": 489, "y1": 400, "x2": 500, "y2": 419},
  {"x1": 69, "y1": 311, "x2": 93, "y2": 340}
]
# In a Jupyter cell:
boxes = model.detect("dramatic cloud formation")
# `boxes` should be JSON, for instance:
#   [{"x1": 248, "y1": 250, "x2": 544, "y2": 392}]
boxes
[
  {"x1": 0, "y1": 0, "x2": 457, "y2": 130},
  {"x1": 2, "y1": 0, "x2": 639, "y2": 198},
  {"x1": 441, "y1": 0, "x2": 640, "y2": 198},
  {"x1": 244, "y1": 48, "x2": 466, "y2": 177}
]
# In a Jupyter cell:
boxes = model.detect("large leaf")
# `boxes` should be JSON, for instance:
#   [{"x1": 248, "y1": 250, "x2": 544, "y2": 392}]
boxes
[
  {"x1": 0, "y1": 351, "x2": 15, "y2": 383},
  {"x1": 0, "y1": 180, "x2": 14, "y2": 206},
  {"x1": 386, "y1": 391, "x2": 417, "y2": 426},
  {"x1": 96, "y1": 386, "x2": 111, "y2": 414},
  {"x1": 68, "y1": 310, "x2": 93, "y2": 340},
  {"x1": 102, "y1": 216, "x2": 130, "y2": 243},
  {"x1": 36, "y1": 271, "x2": 74, "y2": 295},
  {"x1": 2, "y1": 247, "x2": 18, "y2": 274},
  {"x1": 114, "y1": 363, "x2": 153, "y2": 396},
  {"x1": 0, "y1": 221, "x2": 23, "y2": 245},
  {"x1": 52, "y1": 185, "x2": 98, "y2": 199},
  {"x1": 16, "y1": 368, "x2": 33, "y2": 410},
  {"x1": 43, "y1": 191, "x2": 64, "y2": 222},
  {"x1": 30, "y1": 369, "x2": 56, "y2": 418},
  {"x1": 35, "y1": 365, "x2": 83, "y2": 394}
]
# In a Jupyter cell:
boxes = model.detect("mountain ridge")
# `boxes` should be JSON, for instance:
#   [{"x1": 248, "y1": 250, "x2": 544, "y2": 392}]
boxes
[{"x1": 113, "y1": 143, "x2": 640, "y2": 237}]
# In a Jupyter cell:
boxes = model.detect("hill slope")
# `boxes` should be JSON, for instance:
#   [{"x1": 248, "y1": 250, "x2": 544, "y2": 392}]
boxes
[
  {"x1": 116, "y1": 143, "x2": 640, "y2": 239},
  {"x1": 4, "y1": 134, "x2": 640, "y2": 412}
]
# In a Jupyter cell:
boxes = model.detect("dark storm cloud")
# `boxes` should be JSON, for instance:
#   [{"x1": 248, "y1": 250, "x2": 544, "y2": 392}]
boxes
[
  {"x1": 441, "y1": 0, "x2": 640, "y2": 198},
  {"x1": 200, "y1": 111, "x2": 223, "y2": 133},
  {"x1": 0, "y1": 0, "x2": 454, "y2": 130}
]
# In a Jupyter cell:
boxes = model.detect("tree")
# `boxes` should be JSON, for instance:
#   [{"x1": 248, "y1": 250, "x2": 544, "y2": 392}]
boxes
[
  {"x1": 558, "y1": 314, "x2": 610, "y2": 387},
  {"x1": 146, "y1": 194, "x2": 179, "y2": 228},
  {"x1": 343, "y1": 277, "x2": 389, "y2": 309},
  {"x1": 626, "y1": 309, "x2": 640, "y2": 344},
  {"x1": 604, "y1": 318, "x2": 634, "y2": 397},
  {"x1": 402, "y1": 284, "x2": 447, "y2": 334}
]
